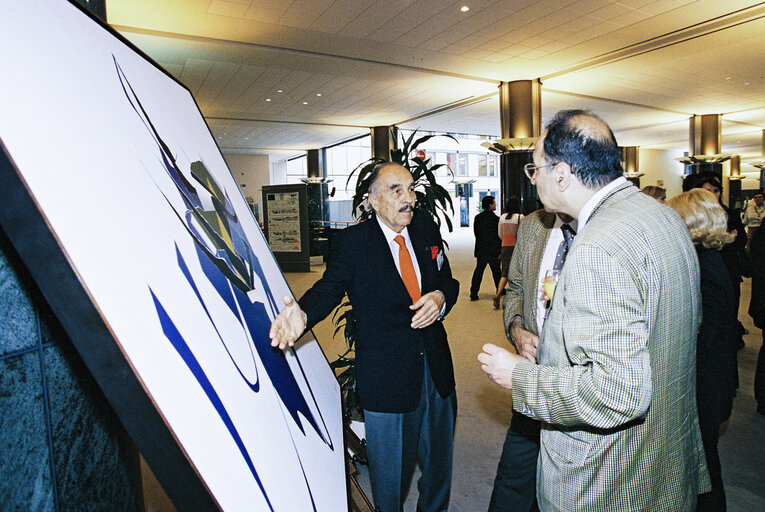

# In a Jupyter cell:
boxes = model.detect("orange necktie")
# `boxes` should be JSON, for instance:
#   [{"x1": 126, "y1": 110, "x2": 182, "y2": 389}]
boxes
[{"x1": 394, "y1": 235, "x2": 421, "y2": 303}]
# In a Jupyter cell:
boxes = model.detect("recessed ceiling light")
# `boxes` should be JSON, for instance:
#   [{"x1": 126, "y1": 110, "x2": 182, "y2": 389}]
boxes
[
  {"x1": 460, "y1": 5, "x2": 469, "y2": 12},
  {"x1": 745, "y1": 82, "x2": 751, "y2": 85},
  {"x1": 316, "y1": 93, "x2": 322, "y2": 97},
  {"x1": 725, "y1": 77, "x2": 731, "y2": 80},
  {"x1": 302, "y1": 101, "x2": 308, "y2": 105},
  {"x1": 277, "y1": 89, "x2": 283, "y2": 93},
  {"x1": 266, "y1": 98, "x2": 271, "y2": 102}
]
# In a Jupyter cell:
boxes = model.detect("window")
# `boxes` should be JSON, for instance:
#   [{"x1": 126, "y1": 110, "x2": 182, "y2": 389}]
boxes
[
  {"x1": 457, "y1": 154, "x2": 468, "y2": 176},
  {"x1": 487, "y1": 155, "x2": 497, "y2": 176},
  {"x1": 478, "y1": 154, "x2": 487, "y2": 176},
  {"x1": 286, "y1": 155, "x2": 307, "y2": 183},
  {"x1": 325, "y1": 134, "x2": 371, "y2": 201}
]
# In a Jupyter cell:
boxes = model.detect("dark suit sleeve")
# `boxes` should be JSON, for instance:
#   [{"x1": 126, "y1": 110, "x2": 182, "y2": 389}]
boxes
[
  {"x1": 697, "y1": 251, "x2": 736, "y2": 424},
  {"x1": 298, "y1": 229, "x2": 353, "y2": 329}
]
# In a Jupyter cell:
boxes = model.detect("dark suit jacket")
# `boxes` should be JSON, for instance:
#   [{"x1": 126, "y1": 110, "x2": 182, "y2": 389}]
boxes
[
  {"x1": 720, "y1": 204, "x2": 747, "y2": 285},
  {"x1": 299, "y1": 214, "x2": 459, "y2": 413},
  {"x1": 473, "y1": 209, "x2": 501, "y2": 259},
  {"x1": 696, "y1": 246, "x2": 737, "y2": 426},
  {"x1": 749, "y1": 226, "x2": 765, "y2": 327}
]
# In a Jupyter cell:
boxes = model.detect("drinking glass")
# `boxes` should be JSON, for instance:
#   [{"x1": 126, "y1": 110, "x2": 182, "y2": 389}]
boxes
[{"x1": 543, "y1": 269, "x2": 560, "y2": 300}]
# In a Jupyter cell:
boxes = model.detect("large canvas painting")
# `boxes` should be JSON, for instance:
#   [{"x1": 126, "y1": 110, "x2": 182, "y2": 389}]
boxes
[{"x1": 0, "y1": 1, "x2": 345, "y2": 510}]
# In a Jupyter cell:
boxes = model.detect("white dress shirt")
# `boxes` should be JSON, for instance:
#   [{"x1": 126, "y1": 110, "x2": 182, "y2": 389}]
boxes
[
  {"x1": 376, "y1": 217, "x2": 422, "y2": 289},
  {"x1": 535, "y1": 216, "x2": 578, "y2": 333}
]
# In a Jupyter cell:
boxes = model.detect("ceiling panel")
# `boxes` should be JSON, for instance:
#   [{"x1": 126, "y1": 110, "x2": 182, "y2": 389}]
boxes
[{"x1": 109, "y1": 0, "x2": 765, "y2": 163}]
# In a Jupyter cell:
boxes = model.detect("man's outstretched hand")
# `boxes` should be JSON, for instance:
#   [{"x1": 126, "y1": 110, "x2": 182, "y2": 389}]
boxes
[{"x1": 269, "y1": 295, "x2": 308, "y2": 350}]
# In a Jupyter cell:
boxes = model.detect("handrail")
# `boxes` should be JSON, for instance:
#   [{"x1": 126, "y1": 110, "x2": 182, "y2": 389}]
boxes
[{"x1": 310, "y1": 220, "x2": 355, "y2": 229}]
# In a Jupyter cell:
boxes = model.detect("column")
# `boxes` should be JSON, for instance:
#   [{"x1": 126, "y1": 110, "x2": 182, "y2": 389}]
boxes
[
  {"x1": 728, "y1": 155, "x2": 744, "y2": 209},
  {"x1": 620, "y1": 146, "x2": 641, "y2": 187},
  {"x1": 0, "y1": 227, "x2": 142, "y2": 510},
  {"x1": 689, "y1": 114, "x2": 723, "y2": 176},
  {"x1": 371, "y1": 126, "x2": 396, "y2": 161},
  {"x1": 306, "y1": 149, "x2": 325, "y2": 179},
  {"x1": 498, "y1": 80, "x2": 542, "y2": 214}
]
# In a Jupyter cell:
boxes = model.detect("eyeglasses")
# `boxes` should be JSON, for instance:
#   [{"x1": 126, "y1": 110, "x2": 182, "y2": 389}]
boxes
[{"x1": 523, "y1": 163, "x2": 549, "y2": 180}]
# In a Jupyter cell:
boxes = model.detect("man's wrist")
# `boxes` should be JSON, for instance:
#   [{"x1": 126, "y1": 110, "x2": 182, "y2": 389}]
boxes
[
  {"x1": 437, "y1": 290, "x2": 447, "y2": 320},
  {"x1": 510, "y1": 315, "x2": 524, "y2": 333}
]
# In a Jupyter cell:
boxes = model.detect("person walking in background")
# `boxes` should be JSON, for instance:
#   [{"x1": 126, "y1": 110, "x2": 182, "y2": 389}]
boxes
[
  {"x1": 470, "y1": 195, "x2": 501, "y2": 301},
  {"x1": 492, "y1": 196, "x2": 524, "y2": 309},
  {"x1": 357, "y1": 203, "x2": 371, "y2": 222},
  {"x1": 743, "y1": 190, "x2": 765, "y2": 249},
  {"x1": 668, "y1": 189, "x2": 737, "y2": 511},
  {"x1": 488, "y1": 209, "x2": 574, "y2": 512},
  {"x1": 641, "y1": 184, "x2": 666, "y2": 202},
  {"x1": 478, "y1": 109, "x2": 709, "y2": 511},
  {"x1": 270, "y1": 163, "x2": 460, "y2": 512}
]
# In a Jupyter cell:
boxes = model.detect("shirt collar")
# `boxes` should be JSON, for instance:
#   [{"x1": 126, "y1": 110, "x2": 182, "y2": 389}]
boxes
[
  {"x1": 577, "y1": 176, "x2": 626, "y2": 231},
  {"x1": 554, "y1": 215, "x2": 578, "y2": 233},
  {"x1": 376, "y1": 216, "x2": 411, "y2": 245}
]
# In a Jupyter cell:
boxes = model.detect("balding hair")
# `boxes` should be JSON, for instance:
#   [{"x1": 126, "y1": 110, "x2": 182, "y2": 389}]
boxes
[
  {"x1": 368, "y1": 162, "x2": 402, "y2": 198},
  {"x1": 543, "y1": 109, "x2": 623, "y2": 189}
]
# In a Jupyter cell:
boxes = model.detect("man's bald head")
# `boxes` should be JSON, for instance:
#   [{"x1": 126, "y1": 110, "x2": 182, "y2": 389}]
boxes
[{"x1": 542, "y1": 109, "x2": 623, "y2": 189}]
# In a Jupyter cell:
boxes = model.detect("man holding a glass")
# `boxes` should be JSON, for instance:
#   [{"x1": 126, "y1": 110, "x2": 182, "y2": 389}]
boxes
[
  {"x1": 479, "y1": 110, "x2": 710, "y2": 511},
  {"x1": 488, "y1": 207, "x2": 575, "y2": 512}
]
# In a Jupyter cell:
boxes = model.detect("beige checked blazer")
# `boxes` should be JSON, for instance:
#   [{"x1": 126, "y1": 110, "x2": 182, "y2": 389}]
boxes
[
  {"x1": 512, "y1": 181, "x2": 710, "y2": 511},
  {"x1": 503, "y1": 209, "x2": 557, "y2": 341}
]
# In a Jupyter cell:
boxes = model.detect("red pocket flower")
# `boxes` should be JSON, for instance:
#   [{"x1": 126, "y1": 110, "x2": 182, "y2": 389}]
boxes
[{"x1": 431, "y1": 245, "x2": 439, "y2": 259}]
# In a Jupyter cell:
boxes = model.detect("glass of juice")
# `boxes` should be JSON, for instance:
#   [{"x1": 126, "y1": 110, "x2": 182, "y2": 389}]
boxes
[{"x1": 543, "y1": 269, "x2": 560, "y2": 300}]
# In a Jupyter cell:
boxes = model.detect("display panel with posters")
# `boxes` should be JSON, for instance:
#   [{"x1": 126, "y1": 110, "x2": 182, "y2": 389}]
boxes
[{"x1": 0, "y1": 1, "x2": 345, "y2": 510}]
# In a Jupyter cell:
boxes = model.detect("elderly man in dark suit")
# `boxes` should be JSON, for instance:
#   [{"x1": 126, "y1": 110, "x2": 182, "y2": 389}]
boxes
[{"x1": 270, "y1": 162, "x2": 459, "y2": 512}]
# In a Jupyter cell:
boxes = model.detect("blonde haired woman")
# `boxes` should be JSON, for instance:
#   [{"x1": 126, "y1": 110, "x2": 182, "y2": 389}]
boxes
[{"x1": 667, "y1": 188, "x2": 736, "y2": 511}]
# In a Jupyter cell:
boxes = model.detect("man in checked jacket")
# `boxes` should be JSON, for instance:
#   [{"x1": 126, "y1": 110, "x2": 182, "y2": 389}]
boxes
[{"x1": 479, "y1": 109, "x2": 710, "y2": 511}]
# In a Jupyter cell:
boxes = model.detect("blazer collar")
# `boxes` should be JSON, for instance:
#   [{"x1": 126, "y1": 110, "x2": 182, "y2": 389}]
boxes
[{"x1": 581, "y1": 178, "x2": 636, "y2": 227}]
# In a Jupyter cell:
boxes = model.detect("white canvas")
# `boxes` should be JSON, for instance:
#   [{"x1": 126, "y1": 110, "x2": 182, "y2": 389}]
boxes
[{"x1": 0, "y1": 1, "x2": 345, "y2": 511}]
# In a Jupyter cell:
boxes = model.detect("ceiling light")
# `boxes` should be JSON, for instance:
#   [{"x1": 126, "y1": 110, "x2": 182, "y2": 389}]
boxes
[
  {"x1": 302, "y1": 101, "x2": 308, "y2": 105},
  {"x1": 725, "y1": 77, "x2": 731, "y2": 80},
  {"x1": 460, "y1": 5, "x2": 469, "y2": 12},
  {"x1": 316, "y1": 93, "x2": 322, "y2": 97},
  {"x1": 277, "y1": 89, "x2": 283, "y2": 93},
  {"x1": 266, "y1": 98, "x2": 271, "y2": 102},
  {"x1": 745, "y1": 82, "x2": 751, "y2": 85}
]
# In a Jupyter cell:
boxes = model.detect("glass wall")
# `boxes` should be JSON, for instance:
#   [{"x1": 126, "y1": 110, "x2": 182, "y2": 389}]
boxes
[
  {"x1": 325, "y1": 134, "x2": 371, "y2": 202},
  {"x1": 273, "y1": 130, "x2": 502, "y2": 227},
  {"x1": 285, "y1": 155, "x2": 307, "y2": 183},
  {"x1": 398, "y1": 130, "x2": 501, "y2": 226}
]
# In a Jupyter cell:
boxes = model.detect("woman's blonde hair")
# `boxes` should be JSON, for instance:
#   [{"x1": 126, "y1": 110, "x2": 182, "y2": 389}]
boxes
[
  {"x1": 667, "y1": 188, "x2": 734, "y2": 249},
  {"x1": 642, "y1": 185, "x2": 666, "y2": 202}
]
